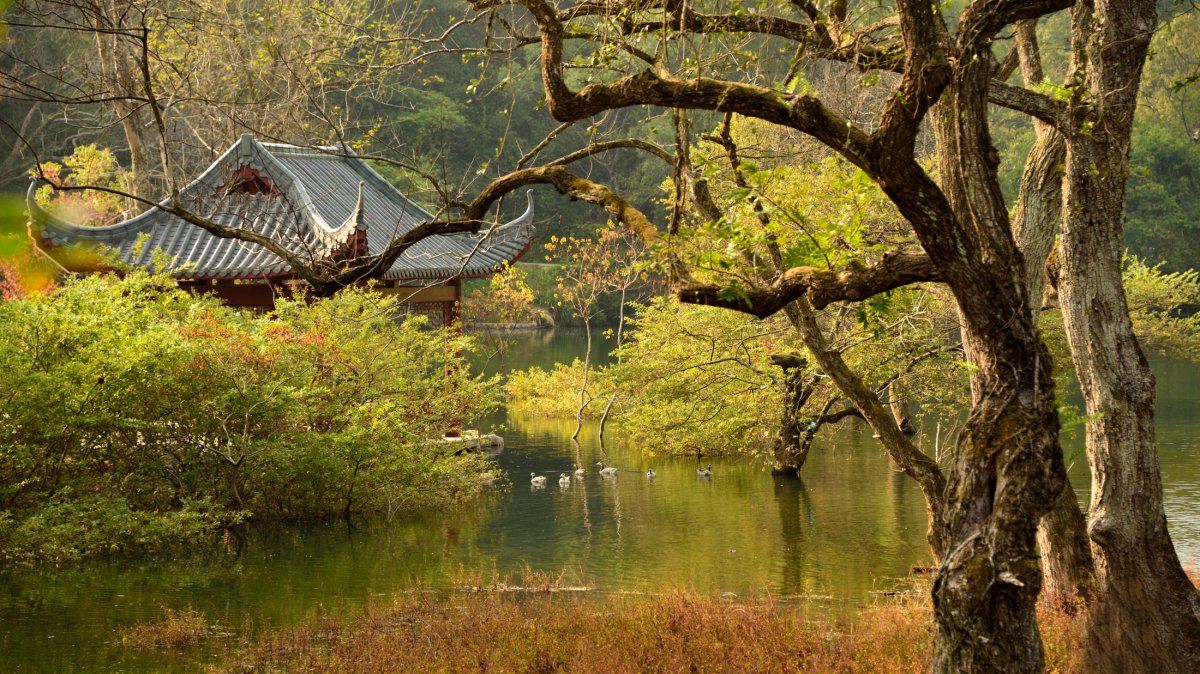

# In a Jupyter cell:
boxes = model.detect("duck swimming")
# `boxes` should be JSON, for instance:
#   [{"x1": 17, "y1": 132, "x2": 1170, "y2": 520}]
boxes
[
  {"x1": 697, "y1": 464, "x2": 713, "y2": 477},
  {"x1": 530, "y1": 472, "x2": 547, "y2": 486}
]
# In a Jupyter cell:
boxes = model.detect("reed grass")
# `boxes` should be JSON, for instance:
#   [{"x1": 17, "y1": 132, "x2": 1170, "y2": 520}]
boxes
[
  {"x1": 120, "y1": 606, "x2": 211, "y2": 650},
  {"x1": 174, "y1": 590, "x2": 1092, "y2": 673},
  {"x1": 128, "y1": 569, "x2": 1200, "y2": 672}
]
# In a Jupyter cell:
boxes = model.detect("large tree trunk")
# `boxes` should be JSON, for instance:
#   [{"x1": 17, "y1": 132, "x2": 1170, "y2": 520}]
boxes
[
  {"x1": 1014, "y1": 126, "x2": 1097, "y2": 604},
  {"x1": 513, "y1": 0, "x2": 1072, "y2": 666},
  {"x1": 1036, "y1": 481, "x2": 1095, "y2": 605},
  {"x1": 1058, "y1": 2, "x2": 1200, "y2": 670},
  {"x1": 918, "y1": 47, "x2": 1065, "y2": 671},
  {"x1": 1017, "y1": 125, "x2": 1096, "y2": 606},
  {"x1": 1008, "y1": 20, "x2": 1097, "y2": 606}
]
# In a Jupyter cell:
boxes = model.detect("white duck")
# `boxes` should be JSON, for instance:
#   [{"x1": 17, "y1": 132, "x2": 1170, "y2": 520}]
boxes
[
  {"x1": 530, "y1": 472, "x2": 547, "y2": 486},
  {"x1": 697, "y1": 464, "x2": 713, "y2": 477},
  {"x1": 574, "y1": 464, "x2": 586, "y2": 478},
  {"x1": 646, "y1": 468, "x2": 656, "y2": 479},
  {"x1": 558, "y1": 473, "x2": 571, "y2": 486},
  {"x1": 597, "y1": 461, "x2": 619, "y2": 476}
]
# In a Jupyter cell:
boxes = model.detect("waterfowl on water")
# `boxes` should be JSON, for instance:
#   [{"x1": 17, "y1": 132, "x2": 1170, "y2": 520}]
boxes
[
  {"x1": 558, "y1": 473, "x2": 571, "y2": 486},
  {"x1": 574, "y1": 465, "x2": 586, "y2": 477},
  {"x1": 697, "y1": 464, "x2": 713, "y2": 477},
  {"x1": 597, "y1": 462, "x2": 619, "y2": 476},
  {"x1": 646, "y1": 469, "x2": 656, "y2": 479},
  {"x1": 530, "y1": 472, "x2": 547, "y2": 486}
]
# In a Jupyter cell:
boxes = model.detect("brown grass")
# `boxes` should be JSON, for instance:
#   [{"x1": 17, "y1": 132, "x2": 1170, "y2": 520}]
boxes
[
  {"x1": 132, "y1": 567, "x2": 1194, "y2": 673},
  {"x1": 120, "y1": 605, "x2": 211, "y2": 650},
  {"x1": 186, "y1": 589, "x2": 1097, "y2": 674}
]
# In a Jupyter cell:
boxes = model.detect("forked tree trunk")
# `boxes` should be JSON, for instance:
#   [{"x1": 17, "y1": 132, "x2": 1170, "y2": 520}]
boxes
[
  {"x1": 1008, "y1": 21, "x2": 1097, "y2": 605},
  {"x1": 788, "y1": 300, "x2": 947, "y2": 561},
  {"x1": 1019, "y1": 131, "x2": 1096, "y2": 605},
  {"x1": 571, "y1": 317, "x2": 592, "y2": 441},
  {"x1": 1058, "y1": 2, "x2": 1200, "y2": 670}
]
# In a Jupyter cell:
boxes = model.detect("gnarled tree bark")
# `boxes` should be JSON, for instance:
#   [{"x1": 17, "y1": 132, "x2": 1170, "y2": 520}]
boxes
[
  {"x1": 1009, "y1": 19, "x2": 1098, "y2": 607},
  {"x1": 1058, "y1": 1, "x2": 1200, "y2": 670},
  {"x1": 914, "y1": 5, "x2": 1067, "y2": 669}
]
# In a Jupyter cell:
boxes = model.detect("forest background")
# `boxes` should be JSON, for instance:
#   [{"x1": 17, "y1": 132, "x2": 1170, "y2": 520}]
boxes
[{"x1": 1, "y1": 0, "x2": 1197, "y2": 277}]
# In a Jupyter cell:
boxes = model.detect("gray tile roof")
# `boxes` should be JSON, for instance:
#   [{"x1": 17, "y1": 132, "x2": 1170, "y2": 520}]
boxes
[{"x1": 27, "y1": 135, "x2": 534, "y2": 281}]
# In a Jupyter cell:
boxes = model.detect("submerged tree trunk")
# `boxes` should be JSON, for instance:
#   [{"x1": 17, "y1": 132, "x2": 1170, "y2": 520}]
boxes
[
  {"x1": 1058, "y1": 2, "x2": 1200, "y2": 670},
  {"x1": 886, "y1": 380, "x2": 915, "y2": 435},
  {"x1": 571, "y1": 318, "x2": 592, "y2": 441},
  {"x1": 599, "y1": 285, "x2": 631, "y2": 441},
  {"x1": 787, "y1": 300, "x2": 946, "y2": 561},
  {"x1": 770, "y1": 353, "x2": 813, "y2": 476}
]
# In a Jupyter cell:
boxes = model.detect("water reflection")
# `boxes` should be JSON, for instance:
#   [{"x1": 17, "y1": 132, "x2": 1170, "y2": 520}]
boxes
[
  {"x1": 773, "y1": 476, "x2": 815, "y2": 596},
  {"x1": 489, "y1": 411, "x2": 932, "y2": 599}
]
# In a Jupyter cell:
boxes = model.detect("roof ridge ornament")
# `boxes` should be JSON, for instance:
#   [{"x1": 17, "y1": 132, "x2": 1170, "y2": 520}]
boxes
[
  {"x1": 502, "y1": 189, "x2": 535, "y2": 233},
  {"x1": 237, "y1": 133, "x2": 255, "y2": 162},
  {"x1": 354, "y1": 181, "x2": 367, "y2": 232}
]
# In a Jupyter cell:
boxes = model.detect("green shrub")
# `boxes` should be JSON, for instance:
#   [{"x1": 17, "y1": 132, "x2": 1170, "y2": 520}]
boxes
[
  {"x1": 0, "y1": 271, "x2": 501, "y2": 563},
  {"x1": 612, "y1": 299, "x2": 781, "y2": 455},
  {"x1": 0, "y1": 495, "x2": 224, "y2": 564},
  {"x1": 503, "y1": 299, "x2": 780, "y2": 456}
]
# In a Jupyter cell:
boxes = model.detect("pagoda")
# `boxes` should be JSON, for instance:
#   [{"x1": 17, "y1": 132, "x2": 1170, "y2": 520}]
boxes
[{"x1": 26, "y1": 134, "x2": 534, "y2": 324}]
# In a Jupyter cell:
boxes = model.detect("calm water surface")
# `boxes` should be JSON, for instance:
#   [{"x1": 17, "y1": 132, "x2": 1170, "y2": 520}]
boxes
[{"x1": 2, "y1": 330, "x2": 1199, "y2": 672}]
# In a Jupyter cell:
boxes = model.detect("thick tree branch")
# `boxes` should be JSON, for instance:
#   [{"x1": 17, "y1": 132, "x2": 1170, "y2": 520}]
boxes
[
  {"x1": 678, "y1": 253, "x2": 940, "y2": 319},
  {"x1": 817, "y1": 405, "x2": 866, "y2": 426},
  {"x1": 959, "y1": 0, "x2": 1073, "y2": 51},
  {"x1": 988, "y1": 80, "x2": 1066, "y2": 127},
  {"x1": 546, "y1": 138, "x2": 672, "y2": 166},
  {"x1": 482, "y1": 0, "x2": 876, "y2": 171}
]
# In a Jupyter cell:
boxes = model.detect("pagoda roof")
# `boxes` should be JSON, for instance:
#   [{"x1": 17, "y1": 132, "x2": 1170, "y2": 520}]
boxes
[{"x1": 27, "y1": 134, "x2": 534, "y2": 281}]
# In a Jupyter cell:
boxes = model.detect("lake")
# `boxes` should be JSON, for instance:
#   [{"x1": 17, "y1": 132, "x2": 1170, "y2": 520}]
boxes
[{"x1": 2, "y1": 330, "x2": 1198, "y2": 672}]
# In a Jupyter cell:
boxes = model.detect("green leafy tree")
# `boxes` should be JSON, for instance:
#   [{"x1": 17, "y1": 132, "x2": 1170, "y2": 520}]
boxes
[{"x1": 34, "y1": 144, "x2": 131, "y2": 225}]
